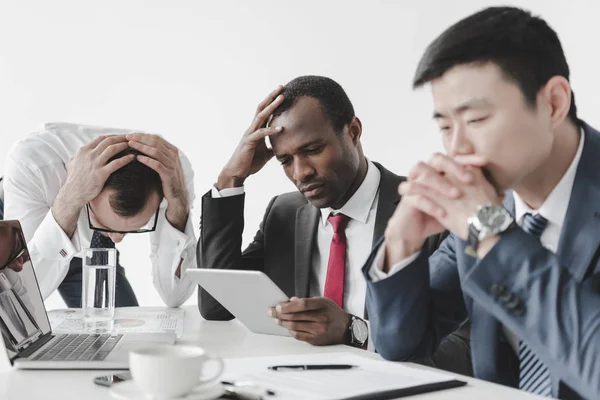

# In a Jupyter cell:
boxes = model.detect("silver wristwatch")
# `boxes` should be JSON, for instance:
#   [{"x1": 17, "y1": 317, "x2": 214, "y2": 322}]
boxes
[
  {"x1": 466, "y1": 205, "x2": 515, "y2": 257},
  {"x1": 348, "y1": 314, "x2": 368, "y2": 348}
]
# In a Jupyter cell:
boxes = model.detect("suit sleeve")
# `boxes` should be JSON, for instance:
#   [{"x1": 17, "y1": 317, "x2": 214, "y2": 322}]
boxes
[
  {"x1": 363, "y1": 233, "x2": 468, "y2": 362},
  {"x1": 196, "y1": 191, "x2": 276, "y2": 320},
  {"x1": 465, "y1": 227, "x2": 600, "y2": 399}
]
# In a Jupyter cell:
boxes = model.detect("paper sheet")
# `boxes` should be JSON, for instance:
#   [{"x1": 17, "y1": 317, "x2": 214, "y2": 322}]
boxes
[
  {"x1": 222, "y1": 352, "x2": 460, "y2": 400},
  {"x1": 47, "y1": 307, "x2": 185, "y2": 338}
]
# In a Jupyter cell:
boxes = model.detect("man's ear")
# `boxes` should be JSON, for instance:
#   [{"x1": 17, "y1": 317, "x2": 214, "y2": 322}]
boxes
[
  {"x1": 347, "y1": 117, "x2": 362, "y2": 145},
  {"x1": 541, "y1": 76, "x2": 572, "y2": 129}
]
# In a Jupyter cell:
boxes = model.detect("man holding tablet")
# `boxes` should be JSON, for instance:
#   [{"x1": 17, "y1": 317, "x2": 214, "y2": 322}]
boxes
[{"x1": 197, "y1": 76, "x2": 470, "y2": 373}]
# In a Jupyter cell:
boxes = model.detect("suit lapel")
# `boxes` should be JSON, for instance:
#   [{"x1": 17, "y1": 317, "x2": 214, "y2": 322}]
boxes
[
  {"x1": 372, "y1": 163, "x2": 403, "y2": 248},
  {"x1": 294, "y1": 202, "x2": 319, "y2": 297},
  {"x1": 556, "y1": 124, "x2": 600, "y2": 280}
]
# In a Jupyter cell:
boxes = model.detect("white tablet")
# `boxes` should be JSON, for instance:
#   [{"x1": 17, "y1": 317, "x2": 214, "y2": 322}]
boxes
[{"x1": 186, "y1": 269, "x2": 291, "y2": 336}]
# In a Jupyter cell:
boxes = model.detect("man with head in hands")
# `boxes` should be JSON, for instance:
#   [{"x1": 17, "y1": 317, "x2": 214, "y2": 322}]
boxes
[
  {"x1": 3, "y1": 122, "x2": 196, "y2": 308},
  {"x1": 197, "y1": 76, "x2": 470, "y2": 373},
  {"x1": 365, "y1": 6, "x2": 600, "y2": 399}
]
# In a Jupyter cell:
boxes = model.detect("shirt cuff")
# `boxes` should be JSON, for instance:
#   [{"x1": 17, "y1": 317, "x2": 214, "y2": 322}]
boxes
[
  {"x1": 211, "y1": 184, "x2": 245, "y2": 198},
  {"x1": 32, "y1": 209, "x2": 79, "y2": 261},
  {"x1": 368, "y1": 245, "x2": 420, "y2": 282},
  {"x1": 158, "y1": 209, "x2": 194, "y2": 255},
  {"x1": 366, "y1": 319, "x2": 375, "y2": 352}
]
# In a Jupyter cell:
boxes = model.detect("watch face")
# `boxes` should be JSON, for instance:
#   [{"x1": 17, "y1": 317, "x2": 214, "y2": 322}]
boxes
[
  {"x1": 479, "y1": 206, "x2": 509, "y2": 232},
  {"x1": 352, "y1": 319, "x2": 368, "y2": 343}
]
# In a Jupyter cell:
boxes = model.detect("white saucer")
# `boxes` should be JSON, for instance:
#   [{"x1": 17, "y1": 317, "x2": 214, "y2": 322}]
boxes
[{"x1": 109, "y1": 380, "x2": 225, "y2": 400}]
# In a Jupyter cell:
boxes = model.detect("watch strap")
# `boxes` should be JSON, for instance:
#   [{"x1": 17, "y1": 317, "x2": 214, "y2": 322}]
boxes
[{"x1": 465, "y1": 222, "x2": 480, "y2": 257}]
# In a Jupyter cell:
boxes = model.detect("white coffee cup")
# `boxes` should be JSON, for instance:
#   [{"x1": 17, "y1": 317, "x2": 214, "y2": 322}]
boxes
[{"x1": 129, "y1": 345, "x2": 224, "y2": 399}]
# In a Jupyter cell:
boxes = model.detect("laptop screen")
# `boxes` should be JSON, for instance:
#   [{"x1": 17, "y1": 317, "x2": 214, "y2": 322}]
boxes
[{"x1": 0, "y1": 220, "x2": 51, "y2": 361}]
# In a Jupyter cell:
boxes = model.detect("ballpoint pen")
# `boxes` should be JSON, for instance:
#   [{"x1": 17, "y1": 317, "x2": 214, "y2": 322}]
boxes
[{"x1": 268, "y1": 364, "x2": 357, "y2": 371}]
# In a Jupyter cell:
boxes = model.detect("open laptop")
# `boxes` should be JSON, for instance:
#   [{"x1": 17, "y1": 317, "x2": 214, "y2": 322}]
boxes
[{"x1": 0, "y1": 220, "x2": 175, "y2": 369}]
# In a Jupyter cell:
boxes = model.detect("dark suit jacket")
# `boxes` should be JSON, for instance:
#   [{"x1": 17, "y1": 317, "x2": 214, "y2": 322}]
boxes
[
  {"x1": 364, "y1": 123, "x2": 600, "y2": 399},
  {"x1": 197, "y1": 161, "x2": 472, "y2": 375},
  {"x1": 197, "y1": 162, "x2": 403, "y2": 318}
]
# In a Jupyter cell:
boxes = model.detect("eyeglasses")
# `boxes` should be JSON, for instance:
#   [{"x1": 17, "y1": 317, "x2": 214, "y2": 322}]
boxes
[{"x1": 86, "y1": 204, "x2": 159, "y2": 234}]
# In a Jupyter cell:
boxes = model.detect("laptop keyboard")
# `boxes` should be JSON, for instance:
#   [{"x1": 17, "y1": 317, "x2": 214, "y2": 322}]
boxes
[{"x1": 32, "y1": 334, "x2": 124, "y2": 362}]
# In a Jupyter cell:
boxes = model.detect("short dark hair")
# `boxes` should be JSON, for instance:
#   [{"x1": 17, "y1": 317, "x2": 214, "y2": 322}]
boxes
[
  {"x1": 413, "y1": 6, "x2": 580, "y2": 125},
  {"x1": 271, "y1": 75, "x2": 355, "y2": 133},
  {"x1": 103, "y1": 148, "x2": 163, "y2": 217}
]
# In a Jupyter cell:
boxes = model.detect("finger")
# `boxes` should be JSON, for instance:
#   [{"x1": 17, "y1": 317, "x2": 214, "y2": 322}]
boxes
[
  {"x1": 276, "y1": 297, "x2": 324, "y2": 314},
  {"x1": 93, "y1": 135, "x2": 129, "y2": 154},
  {"x1": 247, "y1": 126, "x2": 283, "y2": 143},
  {"x1": 136, "y1": 155, "x2": 167, "y2": 176},
  {"x1": 248, "y1": 95, "x2": 285, "y2": 133},
  {"x1": 275, "y1": 310, "x2": 329, "y2": 323},
  {"x1": 125, "y1": 133, "x2": 174, "y2": 155},
  {"x1": 427, "y1": 153, "x2": 473, "y2": 183},
  {"x1": 403, "y1": 193, "x2": 446, "y2": 219},
  {"x1": 278, "y1": 320, "x2": 320, "y2": 334},
  {"x1": 103, "y1": 154, "x2": 136, "y2": 175},
  {"x1": 399, "y1": 178, "x2": 460, "y2": 200},
  {"x1": 84, "y1": 134, "x2": 121, "y2": 150},
  {"x1": 128, "y1": 140, "x2": 172, "y2": 165},
  {"x1": 453, "y1": 154, "x2": 488, "y2": 167},
  {"x1": 98, "y1": 142, "x2": 130, "y2": 165},
  {"x1": 255, "y1": 85, "x2": 284, "y2": 114},
  {"x1": 289, "y1": 330, "x2": 315, "y2": 342},
  {"x1": 408, "y1": 161, "x2": 462, "y2": 193},
  {"x1": 408, "y1": 161, "x2": 440, "y2": 181}
]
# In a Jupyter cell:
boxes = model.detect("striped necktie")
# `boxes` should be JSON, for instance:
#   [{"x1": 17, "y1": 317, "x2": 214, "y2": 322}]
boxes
[{"x1": 518, "y1": 213, "x2": 552, "y2": 397}]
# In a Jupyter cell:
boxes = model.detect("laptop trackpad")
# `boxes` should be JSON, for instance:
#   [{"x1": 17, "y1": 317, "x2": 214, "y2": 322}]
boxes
[{"x1": 107, "y1": 334, "x2": 176, "y2": 361}]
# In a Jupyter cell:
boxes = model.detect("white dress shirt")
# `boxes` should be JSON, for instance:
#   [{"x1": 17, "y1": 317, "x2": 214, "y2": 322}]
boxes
[
  {"x1": 370, "y1": 129, "x2": 585, "y2": 354},
  {"x1": 3, "y1": 122, "x2": 197, "y2": 307},
  {"x1": 212, "y1": 160, "x2": 381, "y2": 348},
  {"x1": 310, "y1": 161, "x2": 380, "y2": 319}
]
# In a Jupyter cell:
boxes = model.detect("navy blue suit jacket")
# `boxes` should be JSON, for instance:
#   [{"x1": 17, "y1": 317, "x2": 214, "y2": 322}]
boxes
[{"x1": 364, "y1": 123, "x2": 600, "y2": 399}]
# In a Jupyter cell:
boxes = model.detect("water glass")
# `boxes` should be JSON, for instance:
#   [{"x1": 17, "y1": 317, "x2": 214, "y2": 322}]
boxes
[{"x1": 81, "y1": 248, "x2": 116, "y2": 333}]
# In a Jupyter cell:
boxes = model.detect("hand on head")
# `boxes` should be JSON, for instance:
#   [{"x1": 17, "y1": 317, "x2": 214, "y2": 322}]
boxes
[
  {"x1": 125, "y1": 133, "x2": 190, "y2": 230},
  {"x1": 64, "y1": 132, "x2": 191, "y2": 234},
  {"x1": 63, "y1": 135, "x2": 134, "y2": 207},
  {"x1": 217, "y1": 86, "x2": 285, "y2": 190}
]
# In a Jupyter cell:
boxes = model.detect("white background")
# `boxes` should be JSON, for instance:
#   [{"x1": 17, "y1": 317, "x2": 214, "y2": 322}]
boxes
[{"x1": 1, "y1": 0, "x2": 599, "y2": 310}]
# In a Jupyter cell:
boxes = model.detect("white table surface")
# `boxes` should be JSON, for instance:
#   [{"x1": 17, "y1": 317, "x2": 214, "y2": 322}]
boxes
[{"x1": 0, "y1": 306, "x2": 545, "y2": 400}]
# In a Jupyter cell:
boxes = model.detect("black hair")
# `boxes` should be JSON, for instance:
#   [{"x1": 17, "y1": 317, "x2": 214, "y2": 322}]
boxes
[
  {"x1": 272, "y1": 75, "x2": 355, "y2": 133},
  {"x1": 413, "y1": 6, "x2": 580, "y2": 125},
  {"x1": 103, "y1": 148, "x2": 163, "y2": 217}
]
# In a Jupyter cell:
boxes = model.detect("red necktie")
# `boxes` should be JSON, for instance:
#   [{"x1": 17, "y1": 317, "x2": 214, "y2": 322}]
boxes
[{"x1": 323, "y1": 213, "x2": 350, "y2": 308}]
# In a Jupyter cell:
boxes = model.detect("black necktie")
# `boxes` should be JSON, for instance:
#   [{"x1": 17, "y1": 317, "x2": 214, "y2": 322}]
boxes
[
  {"x1": 90, "y1": 231, "x2": 115, "y2": 249},
  {"x1": 518, "y1": 213, "x2": 552, "y2": 397}
]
